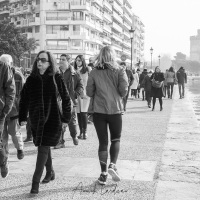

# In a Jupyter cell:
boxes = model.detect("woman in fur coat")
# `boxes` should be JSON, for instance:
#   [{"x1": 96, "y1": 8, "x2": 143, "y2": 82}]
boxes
[{"x1": 18, "y1": 50, "x2": 72, "y2": 194}]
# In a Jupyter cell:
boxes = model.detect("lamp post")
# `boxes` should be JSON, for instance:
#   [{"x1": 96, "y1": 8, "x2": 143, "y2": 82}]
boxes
[
  {"x1": 129, "y1": 26, "x2": 135, "y2": 70},
  {"x1": 150, "y1": 47, "x2": 153, "y2": 69},
  {"x1": 158, "y1": 55, "x2": 161, "y2": 67}
]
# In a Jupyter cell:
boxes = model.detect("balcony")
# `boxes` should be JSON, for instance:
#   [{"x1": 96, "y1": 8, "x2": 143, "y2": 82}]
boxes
[
  {"x1": 95, "y1": 23, "x2": 103, "y2": 32},
  {"x1": 103, "y1": 24, "x2": 112, "y2": 34},
  {"x1": 103, "y1": 36, "x2": 111, "y2": 45},
  {"x1": 70, "y1": 1, "x2": 90, "y2": 11},
  {"x1": 103, "y1": 0, "x2": 112, "y2": 12},
  {"x1": 15, "y1": 7, "x2": 22, "y2": 14},
  {"x1": 91, "y1": 0, "x2": 103, "y2": 7},
  {"x1": 123, "y1": 30, "x2": 130, "y2": 39},
  {"x1": 124, "y1": 4, "x2": 132, "y2": 16},
  {"x1": 23, "y1": 4, "x2": 32, "y2": 13},
  {"x1": 56, "y1": 2, "x2": 70, "y2": 10},
  {"x1": 0, "y1": 7, "x2": 9, "y2": 14},
  {"x1": 112, "y1": 22, "x2": 122, "y2": 33},
  {"x1": 123, "y1": 48, "x2": 131, "y2": 56},
  {"x1": 10, "y1": 8, "x2": 15, "y2": 15},
  {"x1": 123, "y1": 40, "x2": 131, "y2": 48},
  {"x1": 90, "y1": 6, "x2": 103, "y2": 20},
  {"x1": 29, "y1": 17, "x2": 40, "y2": 26},
  {"x1": 115, "y1": 0, "x2": 123, "y2": 6},
  {"x1": 46, "y1": 17, "x2": 71, "y2": 25},
  {"x1": 112, "y1": 32, "x2": 122, "y2": 43},
  {"x1": 103, "y1": 12, "x2": 112, "y2": 23},
  {"x1": 124, "y1": 22, "x2": 131, "y2": 30},
  {"x1": 21, "y1": 19, "x2": 29, "y2": 27},
  {"x1": 123, "y1": 12, "x2": 132, "y2": 24},
  {"x1": 113, "y1": 1, "x2": 123, "y2": 15},
  {"x1": 112, "y1": 42, "x2": 122, "y2": 52},
  {"x1": 113, "y1": 11, "x2": 123, "y2": 24}
]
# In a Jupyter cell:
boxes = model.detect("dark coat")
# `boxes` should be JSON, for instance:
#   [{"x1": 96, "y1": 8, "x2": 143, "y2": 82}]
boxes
[
  {"x1": 0, "y1": 61, "x2": 15, "y2": 118},
  {"x1": 18, "y1": 71, "x2": 72, "y2": 146},
  {"x1": 176, "y1": 69, "x2": 187, "y2": 84},
  {"x1": 139, "y1": 71, "x2": 148, "y2": 88},
  {"x1": 125, "y1": 69, "x2": 134, "y2": 86},
  {"x1": 143, "y1": 75, "x2": 152, "y2": 92},
  {"x1": 150, "y1": 72, "x2": 165, "y2": 98}
]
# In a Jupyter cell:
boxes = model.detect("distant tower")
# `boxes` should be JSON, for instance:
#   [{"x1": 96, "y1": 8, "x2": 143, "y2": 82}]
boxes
[{"x1": 190, "y1": 30, "x2": 200, "y2": 62}]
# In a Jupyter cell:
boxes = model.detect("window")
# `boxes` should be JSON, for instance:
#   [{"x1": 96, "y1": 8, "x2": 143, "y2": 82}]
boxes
[
  {"x1": 46, "y1": 25, "x2": 60, "y2": 34},
  {"x1": 60, "y1": 25, "x2": 69, "y2": 31},
  {"x1": 35, "y1": 26, "x2": 40, "y2": 33},
  {"x1": 46, "y1": 40, "x2": 57, "y2": 46},
  {"x1": 27, "y1": 27, "x2": 32, "y2": 33},
  {"x1": 73, "y1": 11, "x2": 83, "y2": 20},
  {"x1": 73, "y1": 25, "x2": 80, "y2": 32},
  {"x1": 36, "y1": 0, "x2": 40, "y2": 5},
  {"x1": 36, "y1": 13, "x2": 40, "y2": 17}
]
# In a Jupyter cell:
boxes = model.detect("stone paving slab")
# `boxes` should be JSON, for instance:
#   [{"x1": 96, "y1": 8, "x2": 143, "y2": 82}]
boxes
[
  {"x1": 154, "y1": 181, "x2": 200, "y2": 200},
  {"x1": 8, "y1": 155, "x2": 157, "y2": 182}
]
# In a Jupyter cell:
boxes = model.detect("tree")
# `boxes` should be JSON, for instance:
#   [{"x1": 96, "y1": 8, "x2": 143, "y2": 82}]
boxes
[
  {"x1": 0, "y1": 20, "x2": 29, "y2": 66},
  {"x1": 174, "y1": 52, "x2": 186, "y2": 60},
  {"x1": 26, "y1": 38, "x2": 39, "y2": 67}
]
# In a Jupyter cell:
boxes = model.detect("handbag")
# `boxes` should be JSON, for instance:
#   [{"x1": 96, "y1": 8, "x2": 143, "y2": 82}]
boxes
[
  {"x1": 53, "y1": 75, "x2": 62, "y2": 115},
  {"x1": 152, "y1": 79, "x2": 163, "y2": 88}
]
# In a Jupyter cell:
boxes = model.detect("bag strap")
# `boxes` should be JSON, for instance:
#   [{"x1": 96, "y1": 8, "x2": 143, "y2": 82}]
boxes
[{"x1": 53, "y1": 75, "x2": 60, "y2": 98}]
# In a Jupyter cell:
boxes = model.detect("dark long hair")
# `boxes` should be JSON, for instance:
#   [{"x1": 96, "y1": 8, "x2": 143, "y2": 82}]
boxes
[
  {"x1": 31, "y1": 50, "x2": 59, "y2": 75},
  {"x1": 169, "y1": 66, "x2": 175, "y2": 72},
  {"x1": 74, "y1": 55, "x2": 88, "y2": 74}
]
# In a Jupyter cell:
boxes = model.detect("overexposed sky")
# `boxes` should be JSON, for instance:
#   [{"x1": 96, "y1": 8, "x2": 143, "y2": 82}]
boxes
[{"x1": 131, "y1": 0, "x2": 200, "y2": 60}]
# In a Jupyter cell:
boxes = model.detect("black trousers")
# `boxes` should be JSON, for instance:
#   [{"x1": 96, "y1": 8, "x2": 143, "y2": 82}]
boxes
[{"x1": 32, "y1": 146, "x2": 52, "y2": 183}]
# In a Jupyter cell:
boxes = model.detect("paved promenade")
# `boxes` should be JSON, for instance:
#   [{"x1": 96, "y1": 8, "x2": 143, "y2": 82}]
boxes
[{"x1": 0, "y1": 83, "x2": 199, "y2": 200}]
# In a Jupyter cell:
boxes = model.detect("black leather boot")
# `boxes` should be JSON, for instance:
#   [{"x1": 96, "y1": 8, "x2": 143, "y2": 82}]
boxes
[
  {"x1": 30, "y1": 181, "x2": 39, "y2": 194},
  {"x1": 77, "y1": 129, "x2": 83, "y2": 139},
  {"x1": 41, "y1": 170, "x2": 55, "y2": 184}
]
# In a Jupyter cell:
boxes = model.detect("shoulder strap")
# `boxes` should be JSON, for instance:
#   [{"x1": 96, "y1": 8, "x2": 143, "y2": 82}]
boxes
[{"x1": 53, "y1": 75, "x2": 59, "y2": 95}]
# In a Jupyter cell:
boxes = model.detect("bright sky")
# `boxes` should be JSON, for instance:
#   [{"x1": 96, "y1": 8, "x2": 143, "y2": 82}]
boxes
[{"x1": 131, "y1": 0, "x2": 200, "y2": 60}]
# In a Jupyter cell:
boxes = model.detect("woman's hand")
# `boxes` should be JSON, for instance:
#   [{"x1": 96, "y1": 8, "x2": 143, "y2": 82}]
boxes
[
  {"x1": 20, "y1": 121, "x2": 27, "y2": 126},
  {"x1": 62, "y1": 123, "x2": 68, "y2": 128}
]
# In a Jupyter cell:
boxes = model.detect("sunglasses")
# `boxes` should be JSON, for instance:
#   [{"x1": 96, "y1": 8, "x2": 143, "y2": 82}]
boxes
[
  {"x1": 76, "y1": 59, "x2": 82, "y2": 62},
  {"x1": 36, "y1": 58, "x2": 49, "y2": 63}
]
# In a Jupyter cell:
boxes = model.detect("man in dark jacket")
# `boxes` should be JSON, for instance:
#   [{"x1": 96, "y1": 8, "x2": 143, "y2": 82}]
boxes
[
  {"x1": 120, "y1": 62, "x2": 134, "y2": 111},
  {"x1": 139, "y1": 68, "x2": 148, "y2": 100},
  {"x1": 55, "y1": 54, "x2": 83, "y2": 148},
  {"x1": 1, "y1": 55, "x2": 25, "y2": 161},
  {"x1": 0, "y1": 57, "x2": 15, "y2": 178},
  {"x1": 176, "y1": 66, "x2": 187, "y2": 99}
]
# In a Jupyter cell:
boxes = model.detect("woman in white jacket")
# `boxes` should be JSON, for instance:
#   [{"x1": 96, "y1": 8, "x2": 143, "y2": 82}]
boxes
[{"x1": 130, "y1": 69, "x2": 139, "y2": 99}]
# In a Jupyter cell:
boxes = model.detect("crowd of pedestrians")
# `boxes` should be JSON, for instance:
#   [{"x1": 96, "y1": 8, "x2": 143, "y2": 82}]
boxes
[{"x1": 0, "y1": 47, "x2": 187, "y2": 195}]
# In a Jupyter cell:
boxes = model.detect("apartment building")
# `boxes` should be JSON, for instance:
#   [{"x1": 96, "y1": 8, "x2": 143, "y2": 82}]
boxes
[
  {"x1": 0, "y1": 0, "x2": 9, "y2": 21},
  {"x1": 132, "y1": 14, "x2": 145, "y2": 66},
  {"x1": 8, "y1": 0, "x2": 143, "y2": 65},
  {"x1": 190, "y1": 30, "x2": 200, "y2": 62}
]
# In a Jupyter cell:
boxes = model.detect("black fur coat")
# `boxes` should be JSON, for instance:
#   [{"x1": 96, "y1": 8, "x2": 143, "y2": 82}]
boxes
[{"x1": 19, "y1": 71, "x2": 71, "y2": 146}]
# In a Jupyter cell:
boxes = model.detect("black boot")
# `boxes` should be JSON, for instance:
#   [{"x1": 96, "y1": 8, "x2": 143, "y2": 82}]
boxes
[
  {"x1": 160, "y1": 107, "x2": 163, "y2": 111},
  {"x1": 30, "y1": 181, "x2": 39, "y2": 194},
  {"x1": 42, "y1": 170, "x2": 55, "y2": 183},
  {"x1": 83, "y1": 129, "x2": 88, "y2": 140},
  {"x1": 77, "y1": 129, "x2": 83, "y2": 139}
]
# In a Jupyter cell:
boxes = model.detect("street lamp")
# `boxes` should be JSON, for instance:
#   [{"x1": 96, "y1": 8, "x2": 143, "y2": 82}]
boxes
[
  {"x1": 150, "y1": 47, "x2": 153, "y2": 68},
  {"x1": 158, "y1": 55, "x2": 161, "y2": 67},
  {"x1": 129, "y1": 26, "x2": 135, "y2": 70}
]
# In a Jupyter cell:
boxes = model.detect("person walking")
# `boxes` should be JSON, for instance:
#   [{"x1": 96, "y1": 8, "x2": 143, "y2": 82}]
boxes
[
  {"x1": 139, "y1": 68, "x2": 148, "y2": 100},
  {"x1": 54, "y1": 54, "x2": 84, "y2": 149},
  {"x1": 0, "y1": 54, "x2": 25, "y2": 161},
  {"x1": 136, "y1": 68, "x2": 141, "y2": 98},
  {"x1": 74, "y1": 55, "x2": 91, "y2": 140},
  {"x1": 130, "y1": 69, "x2": 139, "y2": 99},
  {"x1": 0, "y1": 58, "x2": 15, "y2": 179},
  {"x1": 86, "y1": 46, "x2": 128, "y2": 185},
  {"x1": 143, "y1": 70, "x2": 153, "y2": 108},
  {"x1": 150, "y1": 66, "x2": 165, "y2": 111},
  {"x1": 120, "y1": 62, "x2": 134, "y2": 111},
  {"x1": 18, "y1": 50, "x2": 72, "y2": 194},
  {"x1": 176, "y1": 66, "x2": 187, "y2": 99},
  {"x1": 166, "y1": 66, "x2": 177, "y2": 99},
  {"x1": 163, "y1": 69, "x2": 168, "y2": 98}
]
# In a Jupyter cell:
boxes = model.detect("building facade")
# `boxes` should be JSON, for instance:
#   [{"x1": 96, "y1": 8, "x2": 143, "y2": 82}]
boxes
[
  {"x1": 132, "y1": 14, "x2": 145, "y2": 66},
  {"x1": 190, "y1": 30, "x2": 200, "y2": 63},
  {"x1": 0, "y1": 0, "x2": 9, "y2": 21},
  {"x1": 5, "y1": 0, "x2": 144, "y2": 66}
]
